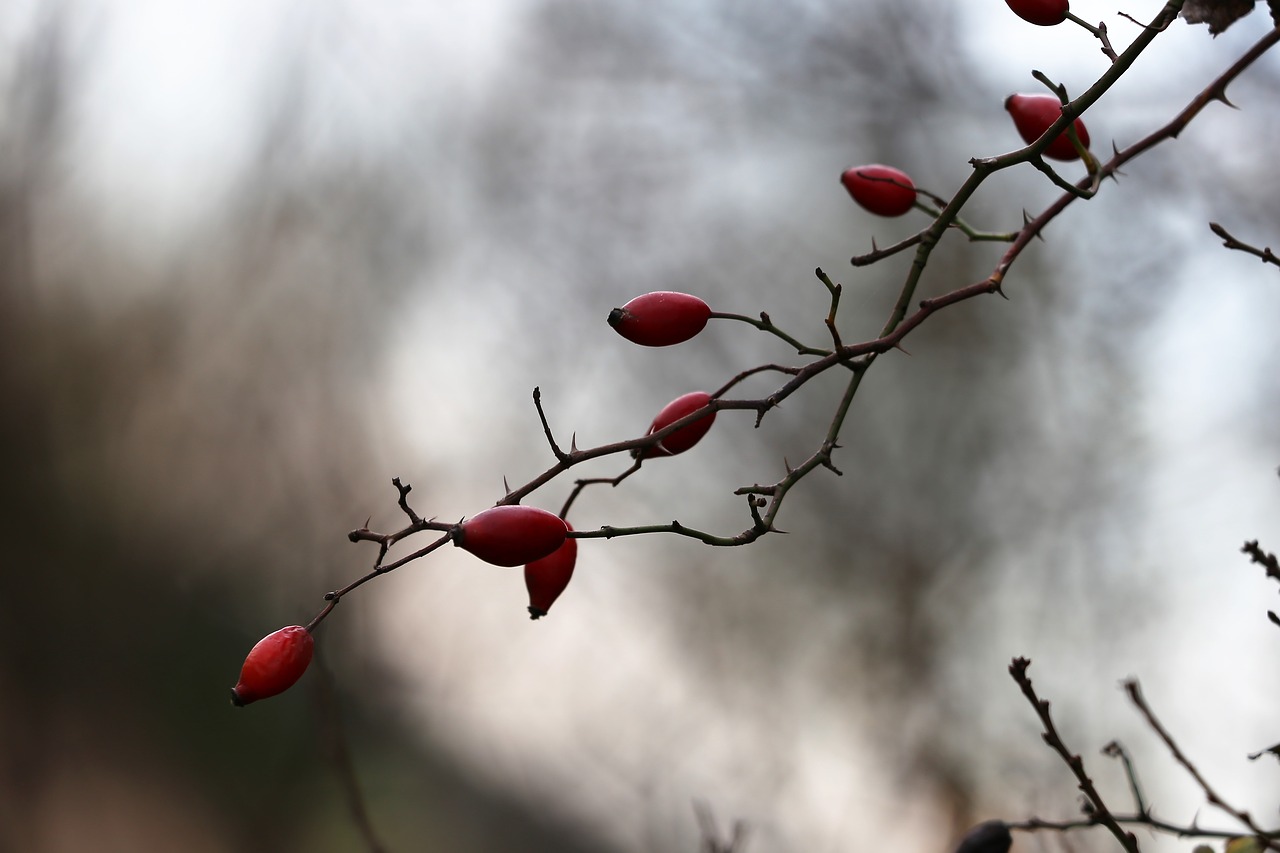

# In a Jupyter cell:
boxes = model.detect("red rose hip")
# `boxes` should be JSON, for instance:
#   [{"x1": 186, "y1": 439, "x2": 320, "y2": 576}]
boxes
[
  {"x1": 525, "y1": 523, "x2": 578, "y2": 620},
  {"x1": 456, "y1": 505, "x2": 568, "y2": 567},
  {"x1": 840, "y1": 164, "x2": 917, "y2": 217},
  {"x1": 1005, "y1": 0, "x2": 1069, "y2": 26},
  {"x1": 639, "y1": 391, "x2": 716, "y2": 459},
  {"x1": 608, "y1": 292, "x2": 711, "y2": 347},
  {"x1": 231, "y1": 625, "x2": 314, "y2": 706},
  {"x1": 1005, "y1": 93, "x2": 1090, "y2": 161}
]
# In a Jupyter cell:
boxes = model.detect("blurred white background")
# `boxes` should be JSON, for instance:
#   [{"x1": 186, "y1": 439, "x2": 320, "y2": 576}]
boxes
[{"x1": 2, "y1": 1, "x2": 1279, "y2": 851}]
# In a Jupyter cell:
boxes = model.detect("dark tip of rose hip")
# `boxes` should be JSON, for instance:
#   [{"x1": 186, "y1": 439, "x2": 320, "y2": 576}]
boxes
[
  {"x1": 528, "y1": 606, "x2": 547, "y2": 620},
  {"x1": 606, "y1": 308, "x2": 627, "y2": 328},
  {"x1": 230, "y1": 688, "x2": 247, "y2": 707}
]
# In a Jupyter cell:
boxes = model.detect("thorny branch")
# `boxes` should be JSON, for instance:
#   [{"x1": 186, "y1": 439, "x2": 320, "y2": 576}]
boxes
[
  {"x1": 310, "y1": 1, "x2": 1280, "y2": 639},
  {"x1": 268, "y1": 4, "x2": 1280, "y2": 851},
  {"x1": 1124, "y1": 680, "x2": 1280, "y2": 848},
  {"x1": 1007, "y1": 663, "x2": 1280, "y2": 852},
  {"x1": 1009, "y1": 658, "x2": 1140, "y2": 853}
]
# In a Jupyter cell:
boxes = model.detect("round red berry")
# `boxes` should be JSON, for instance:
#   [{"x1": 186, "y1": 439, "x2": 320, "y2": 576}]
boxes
[
  {"x1": 456, "y1": 505, "x2": 568, "y2": 567},
  {"x1": 608, "y1": 292, "x2": 711, "y2": 347},
  {"x1": 525, "y1": 522, "x2": 578, "y2": 620},
  {"x1": 840, "y1": 164, "x2": 917, "y2": 217},
  {"x1": 1004, "y1": 93, "x2": 1090, "y2": 161},
  {"x1": 1005, "y1": 0, "x2": 1069, "y2": 26},
  {"x1": 639, "y1": 391, "x2": 716, "y2": 459},
  {"x1": 231, "y1": 625, "x2": 314, "y2": 706}
]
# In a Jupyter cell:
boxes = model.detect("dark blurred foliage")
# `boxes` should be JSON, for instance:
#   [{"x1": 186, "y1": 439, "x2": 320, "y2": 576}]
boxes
[
  {"x1": 0, "y1": 8, "x2": 606, "y2": 852},
  {"x1": 2, "y1": 1, "x2": 1279, "y2": 851}
]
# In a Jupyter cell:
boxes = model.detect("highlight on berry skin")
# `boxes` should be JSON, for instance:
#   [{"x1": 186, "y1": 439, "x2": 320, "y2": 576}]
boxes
[
  {"x1": 638, "y1": 391, "x2": 717, "y2": 459},
  {"x1": 455, "y1": 504, "x2": 569, "y2": 567},
  {"x1": 1004, "y1": 93, "x2": 1091, "y2": 161},
  {"x1": 231, "y1": 625, "x2": 315, "y2": 707},
  {"x1": 607, "y1": 291, "x2": 712, "y2": 347},
  {"x1": 840, "y1": 164, "x2": 917, "y2": 217}
]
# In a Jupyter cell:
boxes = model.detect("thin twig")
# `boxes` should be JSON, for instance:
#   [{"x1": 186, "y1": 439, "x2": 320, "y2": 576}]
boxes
[
  {"x1": 313, "y1": 653, "x2": 388, "y2": 853},
  {"x1": 532, "y1": 386, "x2": 570, "y2": 463},
  {"x1": 1212, "y1": 224, "x2": 1280, "y2": 267},
  {"x1": 1009, "y1": 657, "x2": 1139, "y2": 853},
  {"x1": 1124, "y1": 679, "x2": 1278, "y2": 847},
  {"x1": 1102, "y1": 741, "x2": 1149, "y2": 816}
]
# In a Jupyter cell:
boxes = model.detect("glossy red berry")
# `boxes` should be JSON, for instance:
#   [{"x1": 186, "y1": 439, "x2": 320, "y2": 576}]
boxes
[
  {"x1": 231, "y1": 625, "x2": 314, "y2": 706},
  {"x1": 608, "y1": 292, "x2": 711, "y2": 347},
  {"x1": 456, "y1": 505, "x2": 568, "y2": 567},
  {"x1": 1005, "y1": 0, "x2": 1069, "y2": 26},
  {"x1": 525, "y1": 522, "x2": 578, "y2": 620},
  {"x1": 1004, "y1": 93, "x2": 1090, "y2": 161},
  {"x1": 840, "y1": 164, "x2": 917, "y2": 217},
  {"x1": 639, "y1": 391, "x2": 716, "y2": 459}
]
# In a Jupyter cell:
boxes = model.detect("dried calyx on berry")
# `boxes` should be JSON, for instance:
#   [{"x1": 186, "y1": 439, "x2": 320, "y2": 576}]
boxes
[{"x1": 608, "y1": 291, "x2": 712, "y2": 347}]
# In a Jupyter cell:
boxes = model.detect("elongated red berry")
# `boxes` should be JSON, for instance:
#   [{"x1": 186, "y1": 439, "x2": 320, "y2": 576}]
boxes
[
  {"x1": 525, "y1": 522, "x2": 578, "y2": 620},
  {"x1": 840, "y1": 164, "x2": 917, "y2": 217},
  {"x1": 1004, "y1": 93, "x2": 1090, "y2": 161},
  {"x1": 456, "y1": 505, "x2": 568, "y2": 567},
  {"x1": 231, "y1": 625, "x2": 314, "y2": 707},
  {"x1": 1005, "y1": 0, "x2": 1069, "y2": 26},
  {"x1": 608, "y1": 292, "x2": 711, "y2": 347},
  {"x1": 639, "y1": 391, "x2": 716, "y2": 459}
]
